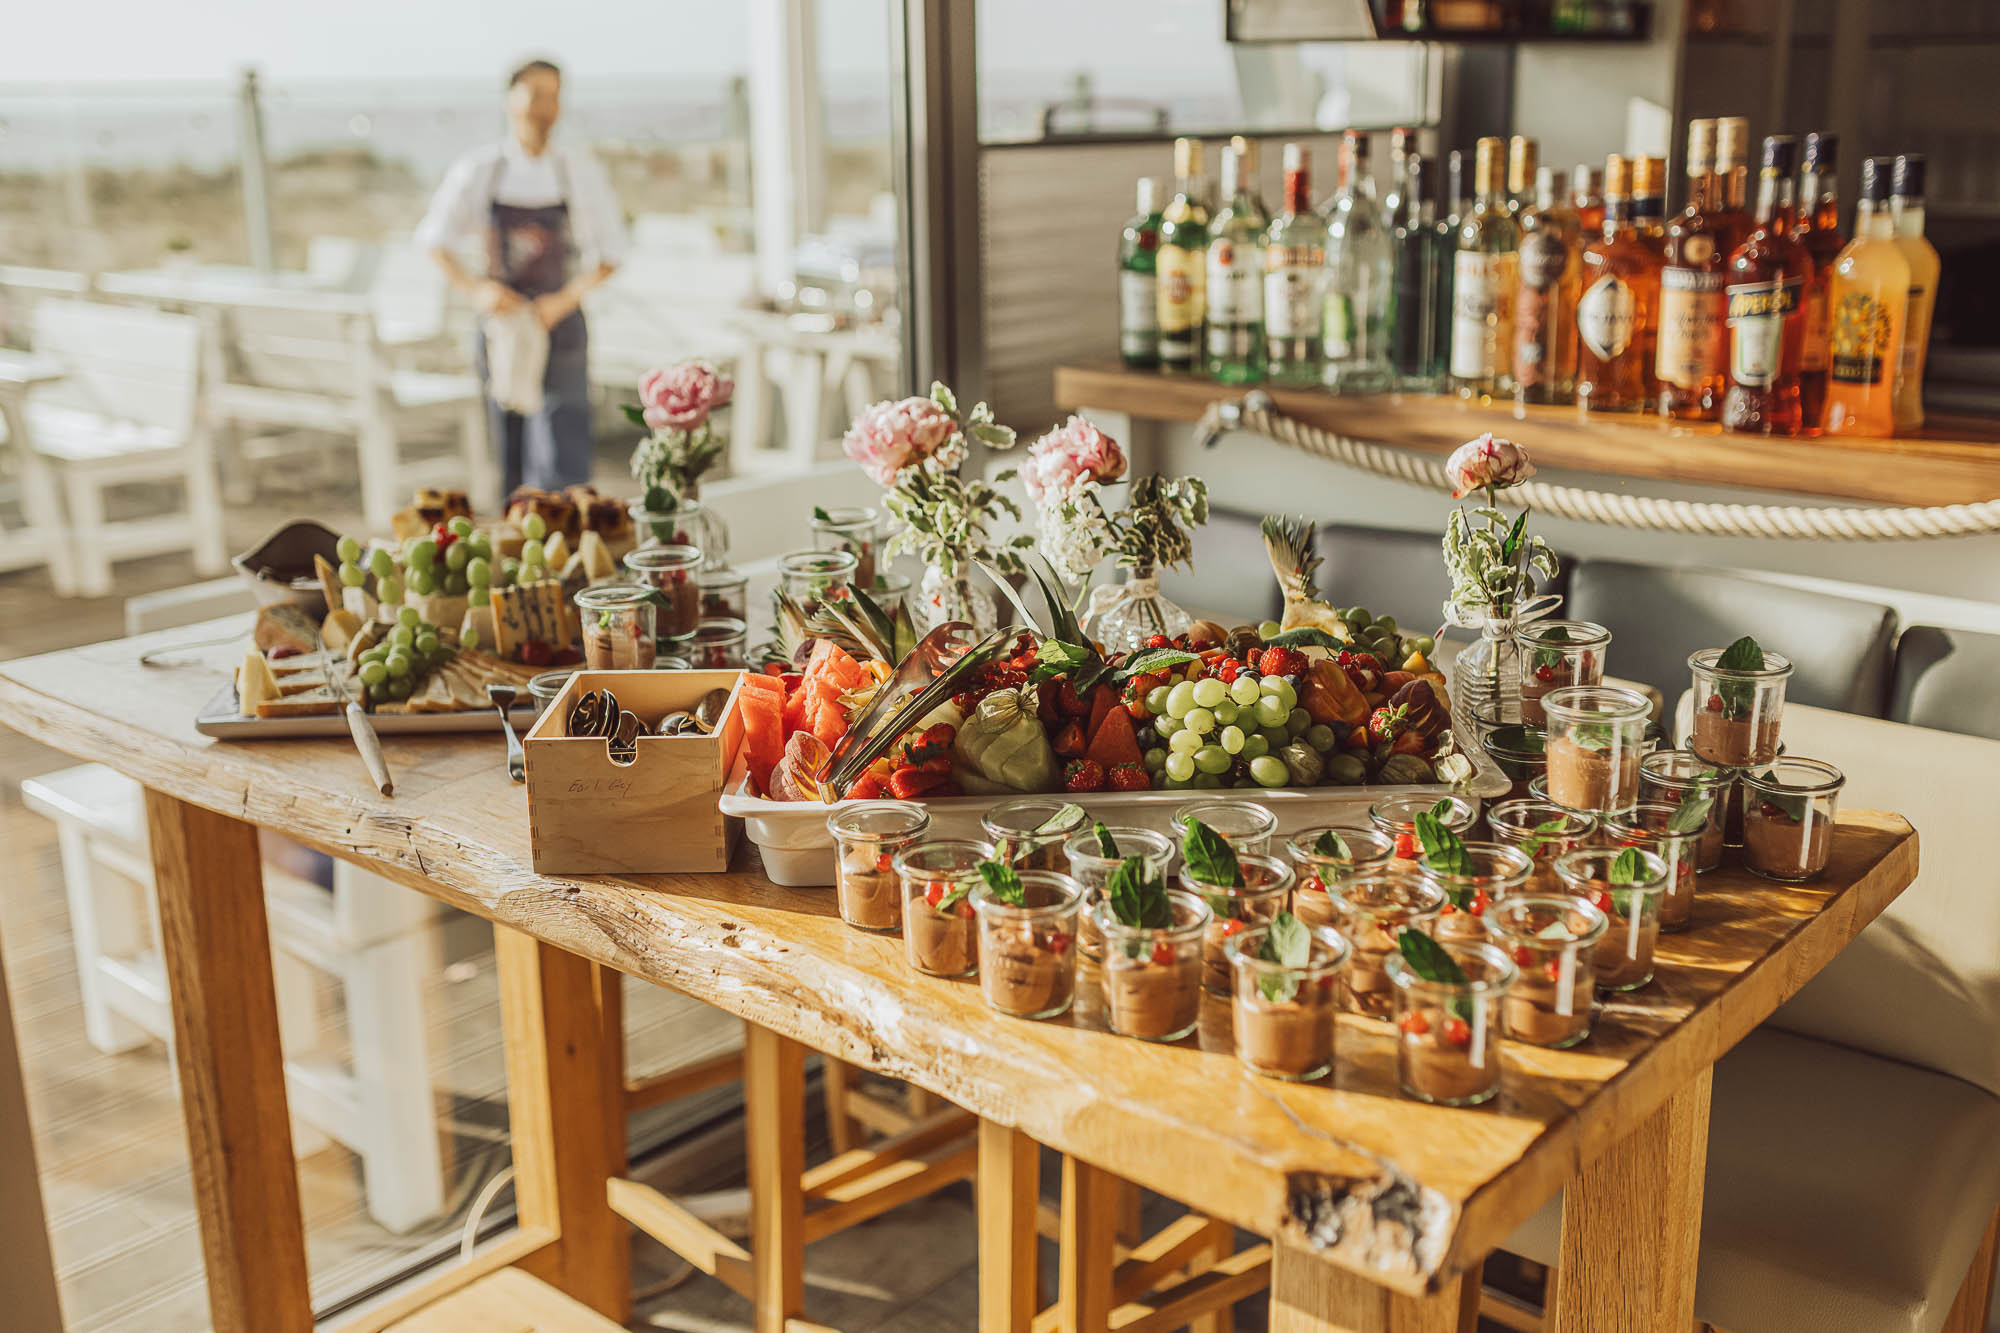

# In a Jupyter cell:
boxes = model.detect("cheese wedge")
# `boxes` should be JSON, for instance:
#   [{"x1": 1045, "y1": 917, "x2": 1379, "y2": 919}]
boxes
[
  {"x1": 541, "y1": 530, "x2": 571, "y2": 572},
  {"x1": 255, "y1": 685, "x2": 342, "y2": 718},
  {"x1": 321, "y1": 608, "x2": 363, "y2": 651},
  {"x1": 314, "y1": 553, "x2": 344, "y2": 612},
  {"x1": 342, "y1": 585, "x2": 380, "y2": 624},
  {"x1": 238, "y1": 651, "x2": 280, "y2": 717},
  {"x1": 577, "y1": 530, "x2": 617, "y2": 582},
  {"x1": 346, "y1": 619, "x2": 382, "y2": 665}
]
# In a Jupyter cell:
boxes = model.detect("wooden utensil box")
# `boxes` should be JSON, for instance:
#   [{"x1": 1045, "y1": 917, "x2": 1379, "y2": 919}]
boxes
[{"x1": 525, "y1": 669, "x2": 744, "y2": 874}]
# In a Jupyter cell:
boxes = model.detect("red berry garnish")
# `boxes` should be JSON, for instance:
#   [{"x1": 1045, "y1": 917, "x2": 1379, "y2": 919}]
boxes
[
  {"x1": 1220, "y1": 918, "x2": 1246, "y2": 937},
  {"x1": 1545, "y1": 960, "x2": 1563, "y2": 983},
  {"x1": 1706, "y1": 693, "x2": 1724, "y2": 712},
  {"x1": 1443, "y1": 1017, "x2": 1471, "y2": 1047},
  {"x1": 1471, "y1": 889, "x2": 1491, "y2": 916},
  {"x1": 1512, "y1": 945, "x2": 1534, "y2": 966},
  {"x1": 1218, "y1": 665, "x2": 1238, "y2": 683},
  {"x1": 875, "y1": 852, "x2": 894, "y2": 873},
  {"x1": 1394, "y1": 832, "x2": 1419, "y2": 859},
  {"x1": 1535, "y1": 664, "x2": 1555, "y2": 683},
  {"x1": 1147, "y1": 635, "x2": 1169, "y2": 649},
  {"x1": 1246, "y1": 649, "x2": 1263, "y2": 670},
  {"x1": 1593, "y1": 890, "x2": 1615, "y2": 914},
  {"x1": 1046, "y1": 932, "x2": 1071, "y2": 955},
  {"x1": 1398, "y1": 1010, "x2": 1431, "y2": 1036},
  {"x1": 925, "y1": 880, "x2": 947, "y2": 907},
  {"x1": 1302, "y1": 874, "x2": 1325, "y2": 895},
  {"x1": 1150, "y1": 940, "x2": 1175, "y2": 966}
]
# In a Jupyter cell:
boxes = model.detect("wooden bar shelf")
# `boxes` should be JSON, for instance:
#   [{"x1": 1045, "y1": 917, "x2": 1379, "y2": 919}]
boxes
[{"x1": 1054, "y1": 361, "x2": 2000, "y2": 509}]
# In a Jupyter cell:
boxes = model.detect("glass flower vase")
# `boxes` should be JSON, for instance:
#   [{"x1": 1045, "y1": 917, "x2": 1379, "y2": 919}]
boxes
[
  {"x1": 1450, "y1": 615, "x2": 1521, "y2": 730},
  {"x1": 628, "y1": 495, "x2": 729, "y2": 565},
  {"x1": 1084, "y1": 565, "x2": 1194, "y2": 654},
  {"x1": 915, "y1": 567, "x2": 998, "y2": 635}
]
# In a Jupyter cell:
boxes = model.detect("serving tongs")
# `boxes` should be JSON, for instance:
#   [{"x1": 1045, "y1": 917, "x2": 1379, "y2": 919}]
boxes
[{"x1": 822, "y1": 621, "x2": 1013, "y2": 799}]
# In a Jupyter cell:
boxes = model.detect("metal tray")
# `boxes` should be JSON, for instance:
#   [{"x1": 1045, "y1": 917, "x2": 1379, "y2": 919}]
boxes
[{"x1": 195, "y1": 683, "x2": 539, "y2": 739}]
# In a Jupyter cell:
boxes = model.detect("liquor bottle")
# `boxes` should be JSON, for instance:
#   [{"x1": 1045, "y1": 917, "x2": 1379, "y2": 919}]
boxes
[
  {"x1": 1508, "y1": 136, "x2": 1538, "y2": 214},
  {"x1": 1392, "y1": 152, "x2": 1446, "y2": 392},
  {"x1": 1322, "y1": 130, "x2": 1395, "y2": 392},
  {"x1": 1513, "y1": 166, "x2": 1582, "y2": 405},
  {"x1": 1721, "y1": 136, "x2": 1813, "y2": 436},
  {"x1": 1889, "y1": 154, "x2": 1941, "y2": 433},
  {"x1": 1632, "y1": 154, "x2": 1669, "y2": 255},
  {"x1": 1573, "y1": 163, "x2": 1605, "y2": 234},
  {"x1": 1824, "y1": 156, "x2": 1910, "y2": 437},
  {"x1": 1156, "y1": 138, "x2": 1209, "y2": 374},
  {"x1": 1712, "y1": 117, "x2": 1753, "y2": 253},
  {"x1": 1206, "y1": 137, "x2": 1268, "y2": 383},
  {"x1": 1264, "y1": 144, "x2": 1328, "y2": 387},
  {"x1": 1450, "y1": 136, "x2": 1521, "y2": 399},
  {"x1": 1795, "y1": 133, "x2": 1842, "y2": 431},
  {"x1": 1656, "y1": 120, "x2": 1729, "y2": 421},
  {"x1": 1384, "y1": 127, "x2": 1417, "y2": 219},
  {"x1": 1432, "y1": 149, "x2": 1467, "y2": 383},
  {"x1": 1576, "y1": 154, "x2": 1662, "y2": 414},
  {"x1": 1118, "y1": 177, "x2": 1164, "y2": 368}
]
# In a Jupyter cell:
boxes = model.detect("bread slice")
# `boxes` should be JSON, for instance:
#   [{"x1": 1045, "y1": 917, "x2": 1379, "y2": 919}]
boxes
[
  {"x1": 255, "y1": 685, "x2": 343, "y2": 718},
  {"x1": 254, "y1": 603, "x2": 319, "y2": 656}
]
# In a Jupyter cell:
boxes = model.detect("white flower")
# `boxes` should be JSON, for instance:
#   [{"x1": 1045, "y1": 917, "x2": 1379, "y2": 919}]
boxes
[{"x1": 1038, "y1": 477, "x2": 1114, "y2": 581}]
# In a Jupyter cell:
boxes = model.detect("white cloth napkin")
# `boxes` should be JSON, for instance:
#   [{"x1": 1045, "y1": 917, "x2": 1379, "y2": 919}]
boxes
[{"x1": 482, "y1": 308, "x2": 549, "y2": 415}]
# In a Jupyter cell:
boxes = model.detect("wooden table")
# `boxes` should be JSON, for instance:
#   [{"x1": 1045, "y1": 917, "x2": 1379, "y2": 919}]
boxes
[{"x1": 0, "y1": 620, "x2": 1920, "y2": 1332}]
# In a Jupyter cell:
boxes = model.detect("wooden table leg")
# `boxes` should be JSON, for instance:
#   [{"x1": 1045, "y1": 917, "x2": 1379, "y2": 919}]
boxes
[
  {"x1": 143, "y1": 791, "x2": 311, "y2": 1333},
  {"x1": 1549, "y1": 1067, "x2": 1714, "y2": 1333},
  {"x1": 977, "y1": 1121, "x2": 1039, "y2": 1333},
  {"x1": 1059, "y1": 1154, "x2": 1119, "y2": 1332},
  {"x1": 1269, "y1": 1244, "x2": 1478, "y2": 1332},
  {"x1": 495, "y1": 926, "x2": 627, "y2": 1321},
  {"x1": 1187, "y1": 1214, "x2": 1238, "y2": 1333},
  {"x1": 745, "y1": 1024, "x2": 806, "y2": 1333}
]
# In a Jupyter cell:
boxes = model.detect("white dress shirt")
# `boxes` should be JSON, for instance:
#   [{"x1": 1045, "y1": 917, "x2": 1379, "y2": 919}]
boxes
[{"x1": 415, "y1": 138, "x2": 629, "y2": 270}]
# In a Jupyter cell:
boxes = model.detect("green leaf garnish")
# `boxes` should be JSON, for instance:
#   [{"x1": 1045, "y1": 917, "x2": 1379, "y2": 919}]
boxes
[
  {"x1": 1665, "y1": 793, "x2": 1715, "y2": 835},
  {"x1": 1255, "y1": 910, "x2": 1312, "y2": 1003},
  {"x1": 977, "y1": 859, "x2": 1026, "y2": 906},
  {"x1": 1036, "y1": 639, "x2": 1094, "y2": 672},
  {"x1": 1517, "y1": 816, "x2": 1572, "y2": 857},
  {"x1": 812, "y1": 505, "x2": 833, "y2": 523},
  {"x1": 1531, "y1": 623, "x2": 1572, "y2": 670},
  {"x1": 1093, "y1": 821, "x2": 1119, "y2": 858},
  {"x1": 1107, "y1": 856, "x2": 1172, "y2": 930},
  {"x1": 1039, "y1": 803, "x2": 1086, "y2": 835},
  {"x1": 1415, "y1": 811, "x2": 1474, "y2": 880},
  {"x1": 1313, "y1": 828, "x2": 1352, "y2": 860},
  {"x1": 1608, "y1": 847, "x2": 1645, "y2": 886},
  {"x1": 1716, "y1": 636, "x2": 1766, "y2": 673},
  {"x1": 1500, "y1": 509, "x2": 1530, "y2": 563},
  {"x1": 1116, "y1": 647, "x2": 1201, "y2": 678},
  {"x1": 1429, "y1": 798, "x2": 1453, "y2": 820},
  {"x1": 1263, "y1": 626, "x2": 1344, "y2": 652},
  {"x1": 1713, "y1": 637, "x2": 1767, "y2": 720},
  {"x1": 1754, "y1": 770, "x2": 1811, "y2": 822},
  {"x1": 1179, "y1": 817, "x2": 1243, "y2": 889},
  {"x1": 1398, "y1": 929, "x2": 1470, "y2": 987},
  {"x1": 935, "y1": 882, "x2": 972, "y2": 915}
]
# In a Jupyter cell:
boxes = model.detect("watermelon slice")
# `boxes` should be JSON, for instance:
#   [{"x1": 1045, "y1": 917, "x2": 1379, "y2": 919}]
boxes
[
  {"x1": 811, "y1": 699, "x2": 847, "y2": 747},
  {"x1": 738, "y1": 671, "x2": 783, "y2": 701},
  {"x1": 1084, "y1": 683, "x2": 1117, "y2": 748},
  {"x1": 1084, "y1": 705, "x2": 1143, "y2": 771},
  {"x1": 782, "y1": 686, "x2": 808, "y2": 735},
  {"x1": 740, "y1": 692, "x2": 786, "y2": 795}
]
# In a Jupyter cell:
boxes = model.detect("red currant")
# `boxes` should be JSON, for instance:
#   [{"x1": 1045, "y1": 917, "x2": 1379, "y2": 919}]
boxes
[
  {"x1": 875, "y1": 852, "x2": 894, "y2": 873},
  {"x1": 1149, "y1": 940, "x2": 1175, "y2": 966},
  {"x1": 1535, "y1": 664, "x2": 1555, "y2": 683},
  {"x1": 925, "y1": 880, "x2": 948, "y2": 907},
  {"x1": 1443, "y1": 1017, "x2": 1472, "y2": 1047},
  {"x1": 1046, "y1": 932, "x2": 1071, "y2": 955},
  {"x1": 1512, "y1": 944, "x2": 1534, "y2": 966},
  {"x1": 1471, "y1": 889, "x2": 1491, "y2": 916},
  {"x1": 1220, "y1": 918, "x2": 1247, "y2": 937},
  {"x1": 1147, "y1": 635, "x2": 1169, "y2": 649},
  {"x1": 1302, "y1": 875, "x2": 1325, "y2": 895},
  {"x1": 1398, "y1": 1010, "x2": 1431, "y2": 1036}
]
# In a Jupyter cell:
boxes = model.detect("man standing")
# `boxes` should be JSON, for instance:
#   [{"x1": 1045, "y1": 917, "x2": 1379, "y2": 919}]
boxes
[{"x1": 417, "y1": 58, "x2": 628, "y2": 494}]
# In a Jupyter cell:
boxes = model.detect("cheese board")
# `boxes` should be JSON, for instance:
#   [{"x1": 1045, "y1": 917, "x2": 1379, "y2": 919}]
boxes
[{"x1": 196, "y1": 683, "x2": 541, "y2": 737}]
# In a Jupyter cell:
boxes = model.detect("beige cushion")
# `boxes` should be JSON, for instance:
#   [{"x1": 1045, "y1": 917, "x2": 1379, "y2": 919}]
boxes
[{"x1": 1506, "y1": 1028, "x2": 2000, "y2": 1333}]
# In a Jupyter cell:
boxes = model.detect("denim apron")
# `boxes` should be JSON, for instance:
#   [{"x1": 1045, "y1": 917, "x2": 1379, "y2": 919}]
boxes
[{"x1": 474, "y1": 150, "x2": 593, "y2": 495}]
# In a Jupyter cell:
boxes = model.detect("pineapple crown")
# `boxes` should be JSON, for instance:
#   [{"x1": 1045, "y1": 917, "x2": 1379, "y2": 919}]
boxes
[{"x1": 1260, "y1": 515, "x2": 1321, "y2": 599}]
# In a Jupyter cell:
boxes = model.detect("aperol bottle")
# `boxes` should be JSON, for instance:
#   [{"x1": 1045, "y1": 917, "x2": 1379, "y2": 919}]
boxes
[{"x1": 1721, "y1": 137, "x2": 1813, "y2": 436}]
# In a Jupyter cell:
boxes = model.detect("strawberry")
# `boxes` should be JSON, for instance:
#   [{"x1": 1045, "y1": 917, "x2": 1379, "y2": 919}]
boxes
[
  {"x1": 1393, "y1": 831, "x2": 1419, "y2": 859},
  {"x1": 925, "y1": 880, "x2": 948, "y2": 908},
  {"x1": 1052, "y1": 720, "x2": 1086, "y2": 758},
  {"x1": 1512, "y1": 944, "x2": 1534, "y2": 967},
  {"x1": 1301, "y1": 874, "x2": 1326, "y2": 895},
  {"x1": 889, "y1": 767, "x2": 947, "y2": 800},
  {"x1": 1054, "y1": 677, "x2": 1089, "y2": 717},
  {"x1": 1592, "y1": 889, "x2": 1616, "y2": 915},
  {"x1": 1147, "y1": 634, "x2": 1169, "y2": 649},
  {"x1": 1218, "y1": 664, "x2": 1238, "y2": 683},
  {"x1": 1470, "y1": 889, "x2": 1491, "y2": 916},
  {"x1": 1398, "y1": 1009, "x2": 1431, "y2": 1036},
  {"x1": 1123, "y1": 696, "x2": 1152, "y2": 721},
  {"x1": 918, "y1": 754, "x2": 953, "y2": 776},
  {"x1": 1259, "y1": 645, "x2": 1307, "y2": 678},
  {"x1": 1062, "y1": 759, "x2": 1106, "y2": 793},
  {"x1": 1245, "y1": 648, "x2": 1264, "y2": 670},
  {"x1": 1149, "y1": 939, "x2": 1175, "y2": 966},
  {"x1": 1535, "y1": 664, "x2": 1556, "y2": 683},
  {"x1": 1368, "y1": 702, "x2": 1409, "y2": 745},
  {"x1": 1443, "y1": 1016, "x2": 1471, "y2": 1047},
  {"x1": 848, "y1": 773, "x2": 885, "y2": 800},
  {"x1": 1107, "y1": 763, "x2": 1150, "y2": 792},
  {"x1": 875, "y1": 851, "x2": 895, "y2": 872},
  {"x1": 519, "y1": 639, "x2": 553, "y2": 667},
  {"x1": 1046, "y1": 932, "x2": 1071, "y2": 955}
]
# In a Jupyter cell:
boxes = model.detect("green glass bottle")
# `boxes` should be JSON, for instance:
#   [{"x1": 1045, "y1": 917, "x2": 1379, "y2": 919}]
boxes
[
  {"x1": 1156, "y1": 137, "x2": 1209, "y2": 374},
  {"x1": 1205, "y1": 136, "x2": 1268, "y2": 383},
  {"x1": 1119, "y1": 177, "x2": 1164, "y2": 368}
]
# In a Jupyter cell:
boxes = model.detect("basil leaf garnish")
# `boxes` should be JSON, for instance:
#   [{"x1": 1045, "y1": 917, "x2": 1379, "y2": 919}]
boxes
[{"x1": 1179, "y1": 817, "x2": 1243, "y2": 889}]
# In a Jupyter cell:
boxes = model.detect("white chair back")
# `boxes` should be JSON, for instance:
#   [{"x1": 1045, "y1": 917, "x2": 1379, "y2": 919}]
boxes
[
  {"x1": 30, "y1": 299, "x2": 201, "y2": 437},
  {"x1": 218, "y1": 302, "x2": 378, "y2": 398}
]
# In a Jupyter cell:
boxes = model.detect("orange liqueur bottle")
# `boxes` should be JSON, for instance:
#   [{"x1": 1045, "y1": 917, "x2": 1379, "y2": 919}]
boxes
[
  {"x1": 1576, "y1": 155, "x2": 1662, "y2": 414},
  {"x1": 1824, "y1": 157, "x2": 1909, "y2": 437},
  {"x1": 1657, "y1": 119, "x2": 1730, "y2": 420},
  {"x1": 1722, "y1": 136, "x2": 1814, "y2": 436}
]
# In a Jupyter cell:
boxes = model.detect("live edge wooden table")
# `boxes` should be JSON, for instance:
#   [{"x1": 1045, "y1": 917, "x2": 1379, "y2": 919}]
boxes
[{"x1": 0, "y1": 622, "x2": 1921, "y2": 1333}]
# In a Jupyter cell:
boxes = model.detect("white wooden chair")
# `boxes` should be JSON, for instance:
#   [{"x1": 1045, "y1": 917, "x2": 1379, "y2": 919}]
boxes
[{"x1": 26, "y1": 300, "x2": 226, "y2": 597}]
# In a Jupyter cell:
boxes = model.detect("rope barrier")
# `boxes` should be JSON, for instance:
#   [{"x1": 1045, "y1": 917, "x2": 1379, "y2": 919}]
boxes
[{"x1": 1195, "y1": 397, "x2": 2000, "y2": 542}]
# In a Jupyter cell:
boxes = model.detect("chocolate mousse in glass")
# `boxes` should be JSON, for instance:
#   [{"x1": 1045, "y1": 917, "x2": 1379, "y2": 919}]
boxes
[
  {"x1": 776, "y1": 549, "x2": 859, "y2": 619},
  {"x1": 1488, "y1": 894, "x2": 1608, "y2": 1048},
  {"x1": 1385, "y1": 939, "x2": 1517, "y2": 1107},
  {"x1": 1095, "y1": 888, "x2": 1212, "y2": 1042},
  {"x1": 1688, "y1": 642, "x2": 1791, "y2": 769},
  {"x1": 972, "y1": 870, "x2": 1084, "y2": 1019},
  {"x1": 984, "y1": 799, "x2": 1089, "y2": 873},
  {"x1": 1542, "y1": 685, "x2": 1652, "y2": 814},
  {"x1": 1740, "y1": 759, "x2": 1844, "y2": 882},
  {"x1": 622, "y1": 545, "x2": 704, "y2": 643},
  {"x1": 826, "y1": 801, "x2": 932, "y2": 933},
  {"x1": 1638, "y1": 750, "x2": 1732, "y2": 871},
  {"x1": 1063, "y1": 826, "x2": 1175, "y2": 960},
  {"x1": 1485, "y1": 800, "x2": 1598, "y2": 894},
  {"x1": 891, "y1": 839, "x2": 993, "y2": 978},
  {"x1": 1181, "y1": 853, "x2": 1295, "y2": 995},
  {"x1": 1284, "y1": 825, "x2": 1394, "y2": 930},
  {"x1": 1603, "y1": 802, "x2": 1703, "y2": 932},
  {"x1": 1369, "y1": 794, "x2": 1478, "y2": 859},
  {"x1": 1225, "y1": 922, "x2": 1351, "y2": 1081},
  {"x1": 1327, "y1": 867, "x2": 1447, "y2": 1018},
  {"x1": 809, "y1": 507, "x2": 881, "y2": 590},
  {"x1": 1421, "y1": 842, "x2": 1532, "y2": 944},
  {"x1": 574, "y1": 583, "x2": 658, "y2": 670},
  {"x1": 1554, "y1": 847, "x2": 1667, "y2": 992},
  {"x1": 1515, "y1": 620, "x2": 1611, "y2": 729},
  {"x1": 1171, "y1": 801, "x2": 1279, "y2": 854}
]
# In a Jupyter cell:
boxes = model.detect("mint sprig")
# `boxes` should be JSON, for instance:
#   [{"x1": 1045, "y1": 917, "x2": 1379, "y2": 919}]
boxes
[
  {"x1": 1255, "y1": 910, "x2": 1312, "y2": 1003},
  {"x1": 1517, "y1": 816, "x2": 1572, "y2": 857},
  {"x1": 1397, "y1": 929, "x2": 1474, "y2": 1022},
  {"x1": 1313, "y1": 828, "x2": 1352, "y2": 860},
  {"x1": 1107, "y1": 856, "x2": 1172, "y2": 931},
  {"x1": 1115, "y1": 647, "x2": 1201, "y2": 678},
  {"x1": 1753, "y1": 770, "x2": 1810, "y2": 822},
  {"x1": 1716, "y1": 635, "x2": 1766, "y2": 673},
  {"x1": 1094, "y1": 821, "x2": 1119, "y2": 858},
  {"x1": 812, "y1": 505, "x2": 834, "y2": 523},
  {"x1": 1180, "y1": 817, "x2": 1243, "y2": 889},
  {"x1": 1713, "y1": 636, "x2": 1767, "y2": 720},
  {"x1": 977, "y1": 859, "x2": 1026, "y2": 906},
  {"x1": 1039, "y1": 803, "x2": 1086, "y2": 834},
  {"x1": 1531, "y1": 623, "x2": 1572, "y2": 670}
]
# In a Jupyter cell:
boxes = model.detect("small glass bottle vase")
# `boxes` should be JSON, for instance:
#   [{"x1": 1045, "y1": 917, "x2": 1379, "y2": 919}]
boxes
[
  {"x1": 1083, "y1": 565, "x2": 1194, "y2": 654},
  {"x1": 628, "y1": 493, "x2": 729, "y2": 565},
  {"x1": 915, "y1": 566, "x2": 999, "y2": 635}
]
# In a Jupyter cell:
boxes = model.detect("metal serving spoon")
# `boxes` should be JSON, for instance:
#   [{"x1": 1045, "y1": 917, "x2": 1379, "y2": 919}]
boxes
[{"x1": 487, "y1": 683, "x2": 526, "y2": 782}]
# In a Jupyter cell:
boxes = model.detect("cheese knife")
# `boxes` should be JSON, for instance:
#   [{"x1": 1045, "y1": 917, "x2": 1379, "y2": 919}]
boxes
[{"x1": 324, "y1": 641, "x2": 394, "y2": 797}]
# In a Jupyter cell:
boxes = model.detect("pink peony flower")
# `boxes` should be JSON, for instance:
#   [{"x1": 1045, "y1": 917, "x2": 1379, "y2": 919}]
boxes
[
  {"x1": 842, "y1": 396, "x2": 959, "y2": 487},
  {"x1": 639, "y1": 361, "x2": 734, "y2": 432},
  {"x1": 1020, "y1": 416, "x2": 1127, "y2": 503},
  {"x1": 1445, "y1": 433, "x2": 1535, "y2": 497}
]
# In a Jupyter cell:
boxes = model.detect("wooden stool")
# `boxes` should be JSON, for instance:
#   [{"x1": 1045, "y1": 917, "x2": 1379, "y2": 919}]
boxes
[{"x1": 384, "y1": 1268, "x2": 625, "y2": 1332}]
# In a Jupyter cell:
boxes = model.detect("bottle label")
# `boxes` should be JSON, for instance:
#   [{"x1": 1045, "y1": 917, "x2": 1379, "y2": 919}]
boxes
[
  {"x1": 1205, "y1": 238, "x2": 1264, "y2": 325},
  {"x1": 1830, "y1": 288, "x2": 1896, "y2": 385},
  {"x1": 1577, "y1": 273, "x2": 1636, "y2": 362},
  {"x1": 1655, "y1": 267, "x2": 1726, "y2": 388},
  {"x1": 1119, "y1": 270, "x2": 1157, "y2": 358},
  {"x1": 1518, "y1": 231, "x2": 1570, "y2": 292},
  {"x1": 1156, "y1": 244, "x2": 1204, "y2": 339},
  {"x1": 1264, "y1": 245, "x2": 1324, "y2": 339},
  {"x1": 1801, "y1": 281, "x2": 1831, "y2": 373},
  {"x1": 1899, "y1": 284, "x2": 1927, "y2": 378},
  {"x1": 1449, "y1": 251, "x2": 1516, "y2": 379},
  {"x1": 1725, "y1": 276, "x2": 1801, "y2": 387}
]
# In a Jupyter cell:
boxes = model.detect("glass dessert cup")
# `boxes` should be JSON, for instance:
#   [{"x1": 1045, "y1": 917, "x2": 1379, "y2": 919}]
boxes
[
  {"x1": 1386, "y1": 940, "x2": 1517, "y2": 1107},
  {"x1": 810, "y1": 507, "x2": 880, "y2": 590},
  {"x1": 1285, "y1": 825, "x2": 1395, "y2": 930},
  {"x1": 827, "y1": 802, "x2": 932, "y2": 933},
  {"x1": 1484, "y1": 800, "x2": 1598, "y2": 895},
  {"x1": 1516, "y1": 620, "x2": 1612, "y2": 729},
  {"x1": 873, "y1": 570, "x2": 913, "y2": 614},
  {"x1": 776, "y1": 549, "x2": 859, "y2": 617},
  {"x1": 527, "y1": 668, "x2": 578, "y2": 720},
  {"x1": 892, "y1": 839, "x2": 993, "y2": 979},
  {"x1": 1603, "y1": 803, "x2": 1703, "y2": 932},
  {"x1": 1095, "y1": 888, "x2": 1212, "y2": 1042},
  {"x1": 973, "y1": 871, "x2": 1083, "y2": 1020},
  {"x1": 1471, "y1": 701, "x2": 1548, "y2": 802},
  {"x1": 697, "y1": 565, "x2": 749, "y2": 624},
  {"x1": 688, "y1": 617, "x2": 748, "y2": 669},
  {"x1": 629, "y1": 495, "x2": 725, "y2": 556},
  {"x1": 1063, "y1": 826, "x2": 1175, "y2": 961},
  {"x1": 1180, "y1": 853, "x2": 1295, "y2": 996},
  {"x1": 623, "y1": 544, "x2": 704, "y2": 644},
  {"x1": 1489, "y1": 894, "x2": 1608, "y2": 1049},
  {"x1": 1172, "y1": 801, "x2": 1278, "y2": 854},
  {"x1": 1369, "y1": 793, "x2": 1479, "y2": 858},
  {"x1": 1638, "y1": 750, "x2": 1733, "y2": 871},
  {"x1": 984, "y1": 799, "x2": 1090, "y2": 872},
  {"x1": 1225, "y1": 924, "x2": 1351, "y2": 1081},
  {"x1": 574, "y1": 583, "x2": 657, "y2": 670},
  {"x1": 1554, "y1": 847, "x2": 1668, "y2": 992},
  {"x1": 1422, "y1": 842, "x2": 1533, "y2": 944},
  {"x1": 1688, "y1": 646, "x2": 1793, "y2": 769},
  {"x1": 1541, "y1": 685, "x2": 1652, "y2": 815},
  {"x1": 1740, "y1": 759, "x2": 1845, "y2": 882},
  {"x1": 1327, "y1": 867, "x2": 1448, "y2": 1018}
]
